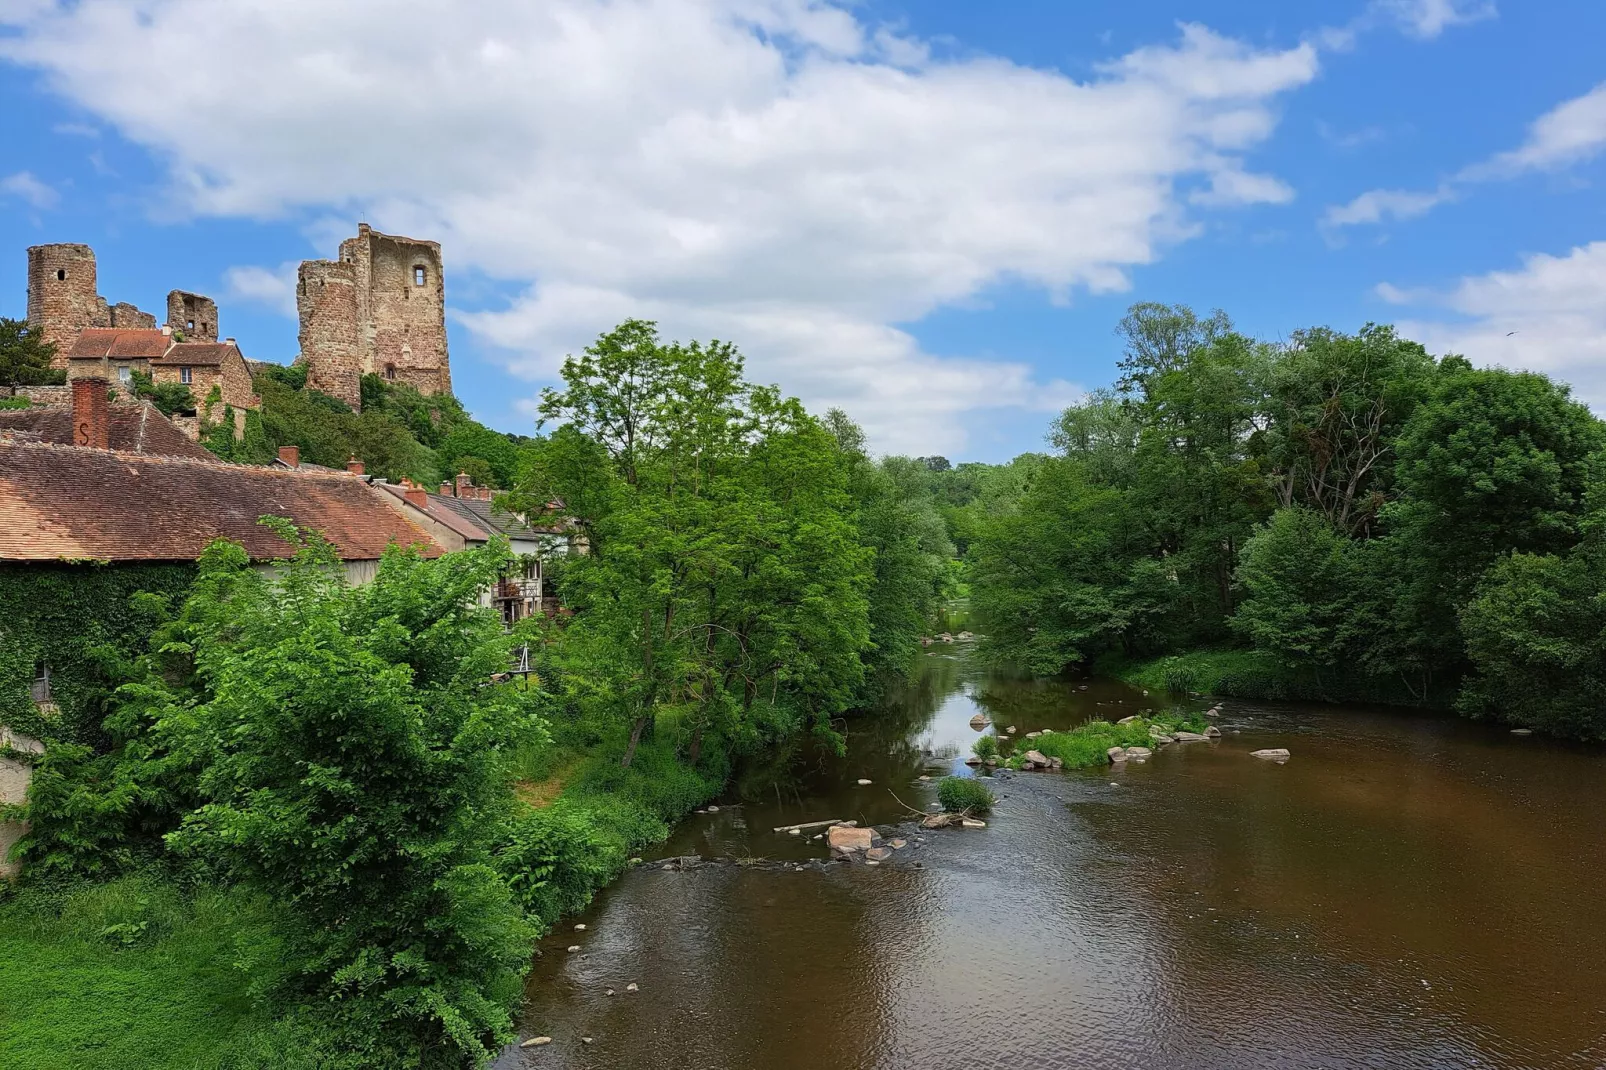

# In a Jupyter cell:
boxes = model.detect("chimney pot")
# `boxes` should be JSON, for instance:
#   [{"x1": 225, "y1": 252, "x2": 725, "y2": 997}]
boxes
[
  {"x1": 440, "y1": 482, "x2": 453, "y2": 495},
  {"x1": 403, "y1": 481, "x2": 428, "y2": 508},
  {"x1": 278, "y1": 445, "x2": 300, "y2": 468},
  {"x1": 71, "y1": 376, "x2": 110, "y2": 450},
  {"x1": 346, "y1": 456, "x2": 364, "y2": 475},
  {"x1": 224, "y1": 337, "x2": 236, "y2": 346}
]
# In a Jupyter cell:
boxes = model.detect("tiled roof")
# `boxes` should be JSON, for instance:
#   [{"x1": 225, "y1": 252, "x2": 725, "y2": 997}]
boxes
[
  {"x1": 152, "y1": 341, "x2": 238, "y2": 367},
  {"x1": 0, "y1": 441, "x2": 445, "y2": 563},
  {"x1": 67, "y1": 328, "x2": 172, "y2": 359},
  {"x1": 375, "y1": 481, "x2": 488, "y2": 542},
  {"x1": 433, "y1": 493, "x2": 558, "y2": 539},
  {"x1": 0, "y1": 402, "x2": 215, "y2": 460}
]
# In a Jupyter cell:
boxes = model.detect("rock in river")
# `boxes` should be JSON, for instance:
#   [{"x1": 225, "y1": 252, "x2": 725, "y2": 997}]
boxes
[
  {"x1": 1117, "y1": 715, "x2": 1140, "y2": 725},
  {"x1": 828, "y1": 825, "x2": 880, "y2": 853},
  {"x1": 1251, "y1": 748, "x2": 1291, "y2": 761},
  {"x1": 1510, "y1": 728, "x2": 1533, "y2": 736},
  {"x1": 1172, "y1": 731, "x2": 1210, "y2": 742},
  {"x1": 1107, "y1": 746, "x2": 1127, "y2": 764},
  {"x1": 1204, "y1": 725, "x2": 1221, "y2": 738},
  {"x1": 1023, "y1": 749, "x2": 1050, "y2": 769},
  {"x1": 520, "y1": 1037, "x2": 552, "y2": 1048},
  {"x1": 866, "y1": 846, "x2": 893, "y2": 861},
  {"x1": 1122, "y1": 746, "x2": 1152, "y2": 762}
]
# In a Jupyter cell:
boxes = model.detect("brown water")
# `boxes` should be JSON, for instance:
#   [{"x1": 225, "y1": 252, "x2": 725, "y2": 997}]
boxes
[{"x1": 500, "y1": 627, "x2": 1606, "y2": 1070}]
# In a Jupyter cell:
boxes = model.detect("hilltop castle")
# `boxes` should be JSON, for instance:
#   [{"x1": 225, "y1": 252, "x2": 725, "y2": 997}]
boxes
[{"x1": 24, "y1": 223, "x2": 452, "y2": 414}]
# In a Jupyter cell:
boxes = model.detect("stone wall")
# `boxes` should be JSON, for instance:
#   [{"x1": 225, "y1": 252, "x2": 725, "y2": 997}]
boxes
[
  {"x1": 109, "y1": 301, "x2": 156, "y2": 329},
  {"x1": 167, "y1": 290, "x2": 218, "y2": 342},
  {"x1": 298, "y1": 259, "x2": 363, "y2": 407},
  {"x1": 299, "y1": 224, "x2": 452, "y2": 408},
  {"x1": 0, "y1": 727, "x2": 44, "y2": 880},
  {"x1": 26, "y1": 244, "x2": 103, "y2": 364}
]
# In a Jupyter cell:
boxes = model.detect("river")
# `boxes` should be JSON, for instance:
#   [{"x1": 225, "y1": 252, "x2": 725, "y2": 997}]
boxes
[{"x1": 500, "y1": 624, "x2": 1606, "y2": 1069}]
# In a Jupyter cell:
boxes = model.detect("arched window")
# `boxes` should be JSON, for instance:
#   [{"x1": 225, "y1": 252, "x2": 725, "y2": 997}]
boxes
[
  {"x1": 56, "y1": 269, "x2": 66, "y2": 281},
  {"x1": 413, "y1": 266, "x2": 426, "y2": 286},
  {"x1": 384, "y1": 363, "x2": 397, "y2": 381}
]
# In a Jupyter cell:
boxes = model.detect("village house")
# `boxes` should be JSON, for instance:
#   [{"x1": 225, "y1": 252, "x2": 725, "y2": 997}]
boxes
[
  {"x1": 64, "y1": 326, "x2": 260, "y2": 440},
  {"x1": 0, "y1": 377, "x2": 447, "y2": 876},
  {"x1": 375, "y1": 472, "x2": 574, "y2": 626}
]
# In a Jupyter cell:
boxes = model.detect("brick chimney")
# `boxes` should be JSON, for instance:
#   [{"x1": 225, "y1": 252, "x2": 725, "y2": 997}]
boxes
[
  {"x1": 440, "y1": 481, "x2": 453, "y2": 496},
  {"x1": 455, "y1": 471, "x2": 473, "y2": 497},
  {"x1": 71, "y1": 376, "x2": 109, "y2": 449},
  {"x1": 402, "y1": 478, "x2": 428, "y2": 509},
  {"x1": 278, "y1": 445, "x2": 300, "y2": 468},
  {"x1": 346, "y1": 456, "x2": 365, "y2": 475}
]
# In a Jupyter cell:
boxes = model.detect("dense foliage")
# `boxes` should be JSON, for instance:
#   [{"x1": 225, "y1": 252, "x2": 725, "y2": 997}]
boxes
[
  {"x1": 970, "y1": 303, "x2": 1606, "y2": 737},
  {"x1": 0, "y1": 316, "x2": 59, "y2": 389}
]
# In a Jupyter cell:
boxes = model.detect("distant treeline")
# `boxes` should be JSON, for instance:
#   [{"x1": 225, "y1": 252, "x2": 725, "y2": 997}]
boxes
[{"x1": 962, "y1": 303, "x2": 1606, "y2": 740}]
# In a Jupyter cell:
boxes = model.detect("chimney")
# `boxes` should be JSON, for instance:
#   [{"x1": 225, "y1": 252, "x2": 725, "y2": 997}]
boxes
[
  {"x1": 455, "y1": 471, "x2": 473, "y2": 497},
  {"x1": 481, "y1": 487, "x2": 493, "y2": 501},
  {"x1": 440, "y1": 482, "x2": 453, "y2": 496},
  {"x1": 160, "y1": 324, "x2": 173, "y2": 337},
  {"x1": 278, "y1": 445, "x2": 300, "y2": 468},
  {"x1": 71, "y1": 376, "x2": 110, "y2": 449},
  {"x1": 346, "y1": 456, "x2": 365, "y2": 475},
  {"x1": 403, "y1": 478, "x2": 428, "y2": 509}
]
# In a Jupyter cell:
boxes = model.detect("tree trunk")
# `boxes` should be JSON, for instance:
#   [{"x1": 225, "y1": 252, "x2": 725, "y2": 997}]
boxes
[{"x1": 621, "y1": 712, "x2": 650, "y2": 769}]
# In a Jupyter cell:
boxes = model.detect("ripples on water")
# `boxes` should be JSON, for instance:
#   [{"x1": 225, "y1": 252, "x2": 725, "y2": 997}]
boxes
[{"x1": 500, "y1": 631, "x2": 1606, "y2": 1069}]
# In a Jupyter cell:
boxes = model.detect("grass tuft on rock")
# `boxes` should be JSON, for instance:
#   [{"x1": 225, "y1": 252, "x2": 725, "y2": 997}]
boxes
[
  {"x1": 1006, "y1": 714, "x2": 1207, "y2": 771},
  {"x1": 938, "y1": 776, "x2": 995, "y2": 813},
  {"x1": 971, "y1": 734, "x2": 999, "y2": 760}
]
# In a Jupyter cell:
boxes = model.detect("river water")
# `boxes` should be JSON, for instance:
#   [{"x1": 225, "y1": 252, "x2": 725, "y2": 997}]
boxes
[{"x1": 501, "y1": 627, "x2": 1606, "y2": 1069}]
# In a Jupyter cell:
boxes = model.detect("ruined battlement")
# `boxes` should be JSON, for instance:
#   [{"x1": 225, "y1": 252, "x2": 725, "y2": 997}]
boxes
[
  {"x1": 167, "y1": 290, "x2": 218, "y2": 342},
  {"x1": 27, "y1": 244, "x2": 204, "y2": 367}
]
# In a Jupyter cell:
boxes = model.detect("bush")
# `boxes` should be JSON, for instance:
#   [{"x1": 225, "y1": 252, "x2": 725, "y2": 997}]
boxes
[
  {"x1": 971, "y1": 733, "x2": 999, "y2": 760},
  {"x1": 937, "y1": 776, "x2": 994, "y2": 813}
]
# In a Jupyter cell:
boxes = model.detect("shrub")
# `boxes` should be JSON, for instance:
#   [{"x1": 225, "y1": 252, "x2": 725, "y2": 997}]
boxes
[
  {"x1": 937, "y1": 776, "x2": 994, "y2": 813},
  {"x1": 971, "y1": 733, "x2": 999, "y2": 759}
]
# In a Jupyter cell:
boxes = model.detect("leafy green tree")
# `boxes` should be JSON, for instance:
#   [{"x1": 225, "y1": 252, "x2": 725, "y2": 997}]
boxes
[
  {"x1": 128, "y1": 369, "x2": 196, "y2": 416},
  {"x1": 155, "y1": 531, "x2": 541, "y2": 1065},
  {"x1": 0, "y1": 317, "x2": 59, "y2": 391},
  {"x1": 1231, "y1": 507, "x2": 1370, "y2": 674}
]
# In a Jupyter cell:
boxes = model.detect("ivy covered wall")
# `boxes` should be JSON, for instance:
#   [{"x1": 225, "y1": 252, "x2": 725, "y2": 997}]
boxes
[{"x1": 0, "y1": 563, "x2": 196, "y2": 747}]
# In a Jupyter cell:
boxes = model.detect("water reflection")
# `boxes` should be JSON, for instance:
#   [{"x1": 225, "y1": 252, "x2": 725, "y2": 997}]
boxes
[{"x1": 502, "y1": 629, "x2": 1606, "y2": 1069}]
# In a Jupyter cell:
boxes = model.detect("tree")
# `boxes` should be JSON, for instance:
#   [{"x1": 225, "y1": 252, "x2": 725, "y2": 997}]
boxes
[
  {"x1": 1231, "y1": 507, "x2": 1368, "y2": 673},
  {"x1": 129, "y1": 369, "x2": 196, "y2": 416},
  {"x1": 155, "y1": 532, "x2": 541, "y2": 1065},
  {"x1": 0, "y1": 317, "x2": 58, "y2": 392}
]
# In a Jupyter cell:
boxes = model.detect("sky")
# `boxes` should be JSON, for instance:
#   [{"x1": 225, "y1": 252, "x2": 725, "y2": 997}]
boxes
[{"x1": 2, "y1": 0, "x2": 1603, "y2": 462}]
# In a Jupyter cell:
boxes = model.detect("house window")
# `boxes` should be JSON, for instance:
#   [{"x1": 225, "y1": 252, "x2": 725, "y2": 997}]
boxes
[
  {"x1": 413, "y1": 266, "x2": 426, "y2": 286},
  {"x1": 180, "y1": 366, "x2": 192, "y2": 384},
  {"x1": 384, "y1": 363, "x2": 396, "y2": 381},
  {"x1": 32, "y1": 661, "x2": 52, "y2": 704},
  {"x1": 117, "y1": 365, "x2": 132, "y2": 385}
]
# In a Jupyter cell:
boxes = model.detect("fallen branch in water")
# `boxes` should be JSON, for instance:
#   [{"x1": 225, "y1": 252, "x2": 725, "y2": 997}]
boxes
[{"x1": 772, "y1": 818, "x2": 848, "y2": 833}]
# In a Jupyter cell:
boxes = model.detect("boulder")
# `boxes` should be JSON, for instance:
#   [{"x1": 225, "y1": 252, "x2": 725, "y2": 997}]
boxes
[
  {"x1": 1251, "y1": 748, "x2": 1291, "y2": 762},
  {"x1": 890, "y1": 838, "x2": 908, "y2": 849},
  {"x1": 1108, "y1": 746, "x2": 1127, "y2": 764},
  {"x1": 961, "y1": 818, "x2": 987, "y2": 828},
  {"x1": 1122, "y1": 746, "x2": 1152, "y2": 762},
  {"x1": 921, "y1": 813, "x2": 960, "y2": 829},
  {"x1": 964, "y1": 756, "x2": 983, "y2": 766},
  {"x1": 856, "y1": 778, "x2": 873, "y2": 785},
  {"x1": 707, "y1": 805, "x2": 720, "y2": 813},
  {"x1": 1049, "y1": 757, "x2": 1063, "y2": 770},
  {"x1": 969, "y1": 713, "x2": 990, "y2": 730},
  {"x1": 567, "y1": 944, "x2": 581, "y2": 953},
  {"x1": 957, "y1": 631, "x2": 974, "y2": 640},
  {"x1": 575, "y1": 924, "x2": 586, "y2": 930},
  {"x1": 866, "y1": 846, "x2": 893, "y2": 862},
  {"x1": 1024, "y1": 749, "x2": 1050, "y2": 768},
  {"x1": 1204, "y1": 726, "x2": 1221, "y2": 738},
  {"x1": 626, "y1": 983, "x2": 639, "y2": 992},
  {"x1": 1172, "y1": 731, "x2": 1209, "y2": 742},
  {"x1": 828, "y1": 825, "x2": 880, "y2": 851},
  {"x1": 1117, "y1": 715, "x2": 1140, "y2": 725},
  {"x1": 521, "y1": 1037, "x2": 552, "y2": 1048},
  {"x1": 1006, "y1": 726, "x2": 1018, "y2": 734}
]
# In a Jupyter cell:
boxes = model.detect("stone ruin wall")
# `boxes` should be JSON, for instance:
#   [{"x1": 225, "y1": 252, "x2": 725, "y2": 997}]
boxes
[
  {"x1": 298, "y1": 259, "x2": 364, "y2": 407},
  {"x1": 26, "y1": 243, "x2": 203, "y2": 367},
  {"x1": 298, "y1": 225, "x2": 453, "y2": 408},
  {"x1": 167, "y1": 291, "x2": 218, "y2": 342}
]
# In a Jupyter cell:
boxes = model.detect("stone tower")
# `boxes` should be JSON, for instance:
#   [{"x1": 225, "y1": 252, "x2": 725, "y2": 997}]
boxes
[
  {"x1": 27, "y1": 244, "x2": 102, "y2": 366},
  {"x1": 167, "y1": 290, "x2": 219, "y2": 342},
  {"x1": 297, "y1": 224, "x2": 452, "y2": 409}
]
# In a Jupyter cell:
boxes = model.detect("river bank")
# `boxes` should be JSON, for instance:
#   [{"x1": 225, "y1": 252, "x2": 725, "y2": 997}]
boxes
[{"x1": 1097, "y1": 648, "x2": 1460, "y2": 712}]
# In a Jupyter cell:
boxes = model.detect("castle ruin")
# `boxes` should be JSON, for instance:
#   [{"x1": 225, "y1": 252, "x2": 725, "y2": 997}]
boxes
[{"x1": 297, "y1": 224, "x2": 452, "y2": 408}]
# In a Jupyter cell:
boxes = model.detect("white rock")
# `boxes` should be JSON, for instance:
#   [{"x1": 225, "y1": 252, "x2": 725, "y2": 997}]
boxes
[
  {"x1": 961, "y1": 818, "x2": 987, "y2": 828},
  {"x1": 1251, "y1": 748, "x2": 1291, "y2": 761},
  {"x1": 567, "y1": 945, "x2": 581, "y2": 953},
  {"x1": 917, "y1": 775, "x2": 931, "y2": 781},
  {"x1": 1117, "y1": 715, "x2": 1140, "y2": 725},
  {"x1": 707, "y1": 805, "x2": 720, "y2": 813},
  {"x1": 1510, "y1": 728, "x2": 1533, "y2": 736},
  {"x1": 626, "y1": 983, "x2": 639, "y2": 992},
  {"x1": 521, "y1": 1037, "x2": 552, "y2": 1048},
  {"x1": 1204, "y1": 726, "x2": 1221, "y2": 738},
  {"x1": 1108, "y1": 746, "x2": 1127, "y2": 763},
  {"x1": 788, "y1": 828, "x2": 801, "y2": 836},
  {"x1": 574, "y1": 924, "x2": 586, "y2": 931},
  {"x1": 857, "y1": 778, "x2": 873, "y2": 785}
]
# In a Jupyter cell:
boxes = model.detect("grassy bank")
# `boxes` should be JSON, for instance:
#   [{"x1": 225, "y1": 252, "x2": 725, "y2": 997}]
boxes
[
  {"x1": 1095, "y1": 648, "x2": 1452, "y2": 708},
  {"x1": 0, "y1": 876, "x2": 300, "y2": 1070},
  {"x1": 1001, "y1": 712, "x2": 1206, "y2": 771}
]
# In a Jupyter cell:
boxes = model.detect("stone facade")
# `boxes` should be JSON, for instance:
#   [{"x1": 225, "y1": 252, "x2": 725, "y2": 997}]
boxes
[
  {"x1": 167, "y1": 290, "x2": 219, "y2": 342},
  {"x1": 298, "y1": 224, "x2": 452, "y2": 409},
  {"x1": 26, "y1": 243, "x2": 216, "y2": 368}
]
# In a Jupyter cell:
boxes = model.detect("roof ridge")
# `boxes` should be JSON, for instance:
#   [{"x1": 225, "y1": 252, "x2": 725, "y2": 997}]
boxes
[{"x1": 0, "y1": 437, "x2": 365, "y2": 480}]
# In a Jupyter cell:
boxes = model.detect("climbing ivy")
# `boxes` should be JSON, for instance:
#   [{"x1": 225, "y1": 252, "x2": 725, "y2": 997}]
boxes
[{"x1": 0, "y1": 563, "x2": 195, "y2": 746}]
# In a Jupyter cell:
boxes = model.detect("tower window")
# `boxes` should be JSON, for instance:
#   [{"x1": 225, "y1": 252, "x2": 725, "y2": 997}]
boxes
[
  {"x1": 413, "y1": 266, "x2": 426, "y2": 286},
  {"x1": 56, "y1": 269, "x2": 66, "y2": 281},
  {"x1": 384, "y1": 363, "x2": 396, "y2": 381},
  {"x1": 187, "y1": 319, "x2": 195, "y2": 331}
]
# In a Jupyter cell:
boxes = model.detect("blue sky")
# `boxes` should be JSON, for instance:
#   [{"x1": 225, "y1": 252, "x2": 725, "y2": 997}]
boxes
[{"x1": 3, "y1": 0, "x2": 1604, "y2": 461}]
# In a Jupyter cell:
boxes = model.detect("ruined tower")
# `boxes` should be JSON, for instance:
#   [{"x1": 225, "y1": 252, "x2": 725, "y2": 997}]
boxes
[
  {"x1": 27, "y1": 244, "x2": 103, "y2": 366},
  {"x1": 167, "y1": 291, "x2": 218, "y2": 342},
  {"x1": 297, "y1": 224, "x2": 452, "y2": 409}
]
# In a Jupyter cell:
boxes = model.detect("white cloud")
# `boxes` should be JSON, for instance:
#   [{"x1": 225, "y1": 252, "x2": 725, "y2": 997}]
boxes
[
  {"x1": 1372, "y1": 0, "x2": 1496, "y2": 40},
  {"x1": 1322, "y1": 185, "x2": 1452, "y2": 230},
  {"x1": 0, "y1": 2, "x2": 1317, "y2": 454},
  {"x1": 1385, "y1": 241, "x2": 1606, "y2": 406},
  {"x1": 1464, "y1": 81, "x2": 1606, "y2": 178},
  {"x1": 1324, "y1": 79, "x2": 1606, "y2": 232},
  {"x1": 0, "y1": 170, "x2": 58, "y2": 209},
  {"x1": 223, "y1": 262, "x2": 300, "y2": 319}
]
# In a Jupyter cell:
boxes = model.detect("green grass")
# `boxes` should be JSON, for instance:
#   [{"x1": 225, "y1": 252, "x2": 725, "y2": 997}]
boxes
[
  {"x1": 937, "y1": 776, "x2": 994, "y2": 812},
  {"x1": 971, "y1": 733, "x2": 999, "y2": 759},
  {"x1": 0, "y1": 875, "x2": 299, "y2": 1070},
  {"x1": 1097, "y1": 648, "x2": 1452, "y2": 708},
  {"x1": 1006, "y1": 712, "x2": 1207, "y2": 771}
]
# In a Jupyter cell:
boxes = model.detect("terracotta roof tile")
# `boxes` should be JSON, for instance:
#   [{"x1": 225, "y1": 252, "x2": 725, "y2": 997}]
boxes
[
  {"x1": 0, "y1": 442, "x2": 445, "y2": 563},
  {"x1": 152, "y1": 341, "x2": 238, "y2": 367},
  {"x1": 0, "y1": 402, "x2": 215, "y2": 460},
  {"x1": 68, "y1": 328, "x2": 173, "y2": 359}
]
